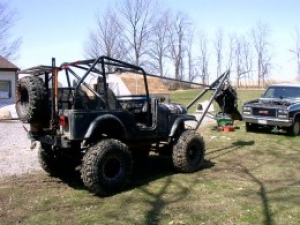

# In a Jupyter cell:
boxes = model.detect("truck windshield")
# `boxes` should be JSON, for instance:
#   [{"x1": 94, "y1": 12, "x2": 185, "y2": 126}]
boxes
[{"x1": 262, "y1": 86, "x2": 300, "y2": 98}]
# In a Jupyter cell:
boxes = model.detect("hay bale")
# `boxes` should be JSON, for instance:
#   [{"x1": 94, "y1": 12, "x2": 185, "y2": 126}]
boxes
[{"x1": 0, "y1": 108, "x2": 12, "y2": 120}]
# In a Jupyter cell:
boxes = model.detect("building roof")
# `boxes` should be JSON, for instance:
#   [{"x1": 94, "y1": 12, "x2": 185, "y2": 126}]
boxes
[{"x1": 0, "y1": 55, "x2": 19, "y2": 70}]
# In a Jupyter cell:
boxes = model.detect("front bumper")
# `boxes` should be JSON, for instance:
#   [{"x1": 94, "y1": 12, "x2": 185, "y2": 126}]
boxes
[{"x1": 242, "y1": 115, "x2": 293, "y2": 127}]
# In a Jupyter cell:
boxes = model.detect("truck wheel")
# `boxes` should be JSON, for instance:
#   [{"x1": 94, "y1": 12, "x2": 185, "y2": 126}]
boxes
[
  {"x1": 172, "y1": 130, "x2": 205, "y2": 173},
  {"x1": 38, "y1": 143, "x2": 61, "y2": 176},
  {"x1": 287, "y1": 119, "x2": 300, "y2": 136},
  {"x1": 15, "y1": 76, "x2": 47, "y2": 123},
  {"x1": 38, "y1": 143, "x2": 77, "y2": 176},
  {"x1": 245, "y1": 122, "x2": 258, "y2": 132},
  {"x1": 81, "y1": 139, "x2": 133, "y2": 196}
]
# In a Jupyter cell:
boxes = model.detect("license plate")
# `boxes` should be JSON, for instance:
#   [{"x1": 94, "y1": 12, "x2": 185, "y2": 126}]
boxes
[{"x1": 258, "y1": 119, "x2": 267, "y2": 125}]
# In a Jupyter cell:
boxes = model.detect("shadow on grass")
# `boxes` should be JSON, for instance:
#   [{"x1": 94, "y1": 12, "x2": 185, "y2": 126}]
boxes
[
  {"x1": 48, "y1": 151, "x2": 216, "y2": 224},
  {"x1": 238, "y1": 164, "x2": 274, "y2": 225},
  {"x1": 131, "y1": 155, "x2": 215, "y2": 188},
  {"x1": 53, "y1": 155, "x2": 215, "y2": 197},
  {"x1": 128, "y1": 156, "x2": 215, "y2": 225},
  {"x1": 206, "y1": 139, "x2": 255, "y2": 160}
]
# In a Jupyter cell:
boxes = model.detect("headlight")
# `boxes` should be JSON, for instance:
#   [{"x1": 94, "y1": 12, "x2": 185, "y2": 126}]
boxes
[
  {"x1": 243, "y1": 106, "x2": 251, "y2": 111},
  {"x1": 277, "y1": 114, "x2": 288, "y2": 119},
  {"x1": 278, "y1": 109, "x2": 288, "y2": 114},
  {"x1": 277, "y1": 109, "x2": 288, "y2": 119}
]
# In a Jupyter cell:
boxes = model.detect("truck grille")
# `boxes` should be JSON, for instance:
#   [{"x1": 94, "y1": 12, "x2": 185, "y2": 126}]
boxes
[{"x1": 252, "y1": 108, "x2": 276, "y2": 117}]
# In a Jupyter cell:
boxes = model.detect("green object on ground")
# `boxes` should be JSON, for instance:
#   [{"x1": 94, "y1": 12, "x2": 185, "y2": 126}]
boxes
[{"x1": 215, "y1": 112, "x2": 234, "y2": 127}]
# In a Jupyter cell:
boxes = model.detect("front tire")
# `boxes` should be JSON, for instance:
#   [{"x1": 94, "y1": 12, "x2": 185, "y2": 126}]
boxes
[
  {"x1": 172, "y1": 130, "x2": 205, "y2": 173},
  {"x1": 245, "y1": 122, "x2": 258, "y2": 132},
  {"x1": 81, "y1": 139, "x2": 133, "y2": 196},
  {"x1": 287, "y1": 119, "x2": 300, "y2": 136}
]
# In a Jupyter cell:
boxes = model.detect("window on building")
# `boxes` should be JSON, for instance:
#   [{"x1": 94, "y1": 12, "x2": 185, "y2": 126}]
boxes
[{"x1": 0, "y1": 81, "x2": 11, "y2": 98}]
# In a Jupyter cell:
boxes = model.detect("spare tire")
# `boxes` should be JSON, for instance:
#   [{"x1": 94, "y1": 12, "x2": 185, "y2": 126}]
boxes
[{"x1": 15, "y1": 76, "x2": 48, "y2": 123}]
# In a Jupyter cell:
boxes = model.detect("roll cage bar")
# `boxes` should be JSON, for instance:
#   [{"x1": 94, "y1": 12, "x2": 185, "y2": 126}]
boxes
[{"x1": 18, "y1": 55, "x2": 235, "y2": 130}]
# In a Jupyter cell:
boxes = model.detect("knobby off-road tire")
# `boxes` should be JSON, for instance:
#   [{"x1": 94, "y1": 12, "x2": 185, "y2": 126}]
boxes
[
  {"x1": 287, "y1": 119, "x2": 300, "y2": 136},
  {"x1": 38, "y1": 143, "x2": 77, "y2": 176},
  {"x1": 81, "y1": 139, "x2": 133, "y2": 196},
  {"x1": 15, "y1": 76, "x2": 47, "y2": 123},
  {"x1": 172, "y1": 130, "x2": 205, "y2": 173},
  {"x1": 38, "y1": 143, "x2": 61, "y2": 176}
]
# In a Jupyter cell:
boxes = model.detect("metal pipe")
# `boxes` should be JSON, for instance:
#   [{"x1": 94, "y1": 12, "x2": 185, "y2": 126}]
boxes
[{"x1": 194, "y1": 71, "x2": 230, "y2": 130}]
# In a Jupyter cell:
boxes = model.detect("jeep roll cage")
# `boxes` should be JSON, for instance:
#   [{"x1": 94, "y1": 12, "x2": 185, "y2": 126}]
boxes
[{"x1": 18, "y1": 55, "x2": 239, "y2": 132}]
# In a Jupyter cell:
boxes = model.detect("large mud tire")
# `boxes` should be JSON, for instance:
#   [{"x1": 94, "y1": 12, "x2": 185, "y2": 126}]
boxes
[
  {"x1": 15, "y1": 76, "x2": 47, "y2": 123},
  {"x1": 38, "y1": 143, "x2": 77, "y2": 176},
  {"x1": 81, "y1": 139, "x2": 133, "y2": 196},
  {"x1": 172, "y1": 130, "x2": 205, "y2": 173},
  {"x1": 38, "y1": 143, "x2": 61, "y2": 176}
]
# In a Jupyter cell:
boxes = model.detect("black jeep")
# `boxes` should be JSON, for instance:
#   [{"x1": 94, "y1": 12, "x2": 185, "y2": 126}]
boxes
[{"x1": 16, "y1": 56, "x2": 240, "y2": 196}]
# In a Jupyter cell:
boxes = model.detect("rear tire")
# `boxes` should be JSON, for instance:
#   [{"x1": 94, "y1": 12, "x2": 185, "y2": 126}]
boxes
[
  {"x1": 287, "y1": 119, "x2": 300, "y2": 136},
  {"x1": 81, "y1": 139, "x2": 133, "y2": 196},
  {"x1": 172, "y1": 130, "x2": 205, "y2": 173},
  {"x1": 38, "y1": 143, "x2": 78, "y2": 176},
  {"x1": 15, "y1": 76, "x2": 48, "y2": 123},
  {"x1": 38, "y1": 144, "x2": 55, "y2": 175}
]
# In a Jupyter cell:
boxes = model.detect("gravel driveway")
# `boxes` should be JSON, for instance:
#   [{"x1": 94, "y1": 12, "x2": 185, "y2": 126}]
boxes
[{"x1": 0, "y1": 120, "x2": 42, "y2": 177}]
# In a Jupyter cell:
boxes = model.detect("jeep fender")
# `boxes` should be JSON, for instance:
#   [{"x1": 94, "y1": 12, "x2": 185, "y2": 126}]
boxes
[
  {"x1": 169, "y1": 116, "x2": 197, "y2": 137},
  {"x1": 84, "y1": 114, "x2": 128, "y2": 141}
]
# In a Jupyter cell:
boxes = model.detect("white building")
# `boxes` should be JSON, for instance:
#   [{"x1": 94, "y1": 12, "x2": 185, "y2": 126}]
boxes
[{"x1": 0, "y1": 56, "x2": 19, "y2": 107}]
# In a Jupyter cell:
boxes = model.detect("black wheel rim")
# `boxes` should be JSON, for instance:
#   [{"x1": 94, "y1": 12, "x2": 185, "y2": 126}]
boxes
[
  {"x1": 103, "y1": 157, "x2": 121, "y2": 180},
  {"x1": 187, "y1": 142, "x2": 202, "y2": 166}
]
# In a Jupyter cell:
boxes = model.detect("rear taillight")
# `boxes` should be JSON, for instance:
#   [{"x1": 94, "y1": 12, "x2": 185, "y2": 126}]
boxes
[{"x1": 59, "y1": 115, "x2": 68, "y2": 127}]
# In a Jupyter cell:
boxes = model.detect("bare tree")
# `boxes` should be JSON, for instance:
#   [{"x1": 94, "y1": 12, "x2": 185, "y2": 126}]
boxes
[
  {"x1": 214, "y1": 28, "x2": 223, "y2": 77},
  {"x1": 186, "y1": 27, "x2": 197, "y2": 82},
  {"x1": 251, "y1": 21, "x2": 272, "y2": 87},
  {"x1": 147, "y1": 9, "x2": 170, "y2": 76},
  {"x1": 197, "y1": 31, "x2": 209, "y2": 84},
  {"x1": 0, "y1": 1, "x2": 21, "y2": 60},
  {"x1": 234, "y1": 35, "x2": 253, "y2": 87},
  {"x1": 289, "y1": 27, "x2": 300, "y2": 79},
  {"x1": 241, "y1": 37, "x2": 253, "y2": 87},
  {"x1": 117, "y1": 0, "x2": 157, "y2": 66},
  {"x1": 226, "y1": 34, "x2": 235, "y2": 71},
  {"x1": 84, "y1": 9, "x2": 124, "y2": 72},
  {"x1": 235, "y1": 36, "x2": 242, "y2": 87},
  {"x1": 168, "y1": 11, "x2": 189, "y2": 84}
]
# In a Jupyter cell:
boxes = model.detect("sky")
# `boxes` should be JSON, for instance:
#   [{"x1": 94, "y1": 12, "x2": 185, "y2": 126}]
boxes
[{"x1": 8, "y1": 0, "x2": 300, "y2": 82}]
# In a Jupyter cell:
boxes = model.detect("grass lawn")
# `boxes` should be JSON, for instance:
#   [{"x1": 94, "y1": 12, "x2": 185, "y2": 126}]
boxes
[{"x1": 1, "y1": 89, "x2": 299, "y2": 225}]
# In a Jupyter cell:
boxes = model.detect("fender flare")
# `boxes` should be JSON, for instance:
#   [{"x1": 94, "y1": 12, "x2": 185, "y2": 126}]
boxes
[
  {"x1": 169, "y1": 116, "x2": 197, "y2": 137},
  {"x1": 84, "y1": 114, "x2": 128, "y2": 140}
]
